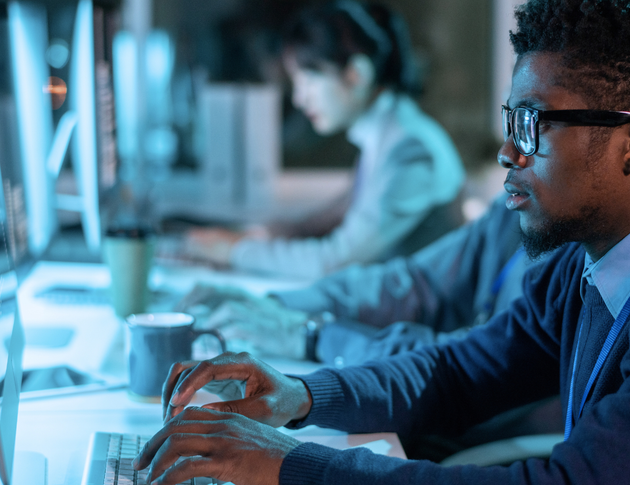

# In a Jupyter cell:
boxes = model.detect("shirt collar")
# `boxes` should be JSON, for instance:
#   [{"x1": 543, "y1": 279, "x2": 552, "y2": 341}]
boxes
[
  {"x1": 581, "y1": 232, "x2": 630, "y2": 319},
  {"x1": 346, "y1": 89, "x2": 396, "y2": 149}
]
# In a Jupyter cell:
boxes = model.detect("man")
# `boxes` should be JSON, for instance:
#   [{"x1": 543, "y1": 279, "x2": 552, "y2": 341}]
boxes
[
  {"x1": 134, "y1": 0, "x2": 630, "y2": 483},
  {"x1": 187, "y1": 193, "x2": 534, "y2": 366},
  {"x1": 270, "y1": 193, "x2": 532, "y2": 365}
]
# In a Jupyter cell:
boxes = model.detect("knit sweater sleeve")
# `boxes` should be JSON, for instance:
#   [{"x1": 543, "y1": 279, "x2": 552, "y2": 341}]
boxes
[
  {"x1": 274, "y1": 194, "x2": 522, "y2": 331},
  {"x1": 278, "y1": 244, "x2": 625, "y2": 485}
]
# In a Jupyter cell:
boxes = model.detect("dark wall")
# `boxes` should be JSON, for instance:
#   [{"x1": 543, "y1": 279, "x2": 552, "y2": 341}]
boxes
[{"x1": 153, "y1": 0, "x2": 497, "y2": 170}]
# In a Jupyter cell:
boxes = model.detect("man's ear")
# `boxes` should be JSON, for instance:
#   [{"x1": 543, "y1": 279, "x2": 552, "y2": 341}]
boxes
[{"x1": 344, "y1": 54, "x2": 376, "y2": 90}]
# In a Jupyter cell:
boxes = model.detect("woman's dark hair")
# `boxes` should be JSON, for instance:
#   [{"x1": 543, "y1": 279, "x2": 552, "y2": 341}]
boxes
[
  {"x1": 509, "y1": 0, "x2": 630, "y2": 110},
  {"x1": 282, "y1": 1, "x2": 420, "y2": 94}
]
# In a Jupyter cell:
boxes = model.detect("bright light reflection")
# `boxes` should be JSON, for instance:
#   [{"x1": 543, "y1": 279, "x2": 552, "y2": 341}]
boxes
[{"x1": 43, "y1": 76, "x2": 67, "y2": 109}]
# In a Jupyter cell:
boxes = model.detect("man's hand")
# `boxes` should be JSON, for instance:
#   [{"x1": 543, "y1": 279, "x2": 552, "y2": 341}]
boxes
[
  {"x1": 162, "y1": 352, "x2": 312, "y2": 427},
  {"x1": 133, "y1": 406, "x2": 300, "y2": 485},
  {"x1": 203, "y1": 299, "x2": 308, "y2": 360}
]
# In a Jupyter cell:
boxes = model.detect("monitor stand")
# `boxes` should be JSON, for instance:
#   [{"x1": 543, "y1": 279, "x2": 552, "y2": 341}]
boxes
[{"x1": 12, "y1": 452, "x2": 46, "y2": 485}]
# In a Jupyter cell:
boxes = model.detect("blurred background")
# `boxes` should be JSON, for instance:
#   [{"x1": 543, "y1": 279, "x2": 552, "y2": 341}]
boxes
[
  {"x1": 151, "y1": 0, "x2": 508, "y2": 172},
  {"x1": 0, "y1": 0, "x2": 521, "y2": 264}
]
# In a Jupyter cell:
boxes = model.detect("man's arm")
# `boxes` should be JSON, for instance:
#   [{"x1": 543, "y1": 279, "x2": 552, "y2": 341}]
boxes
[
  {"x1": 135, "y1": 246, "x2": 630, "y2": 485},
  {"x1": 276, "y1": 194, "x2": 523, "y2": 332},
  {"x1": 132, "y1": 247, "x2": 564, "y2": 485}
]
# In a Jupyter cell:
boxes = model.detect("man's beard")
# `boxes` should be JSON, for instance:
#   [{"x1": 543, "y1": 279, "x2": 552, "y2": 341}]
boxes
[{"x1": 520, "y1": 206, "x2": 603, "y2": 260}]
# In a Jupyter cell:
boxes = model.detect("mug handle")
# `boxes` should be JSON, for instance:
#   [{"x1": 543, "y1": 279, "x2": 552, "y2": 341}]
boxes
[{"x1": 193, "y1": 328, "x2": 227, "y2": 354}]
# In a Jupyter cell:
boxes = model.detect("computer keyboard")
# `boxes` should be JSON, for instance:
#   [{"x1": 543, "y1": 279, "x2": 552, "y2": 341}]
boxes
[
  {"x1": 104, "y1": 433, "x2": 152, "y2": 485},
  {"x1": 35, "y1": 285, "x2": 111, "y2": 306},
  {"x1": 82, "y1": 432, "x2": 216, "y2": 485}
]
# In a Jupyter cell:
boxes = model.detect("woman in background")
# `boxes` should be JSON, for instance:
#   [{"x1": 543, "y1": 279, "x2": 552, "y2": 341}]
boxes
[{"x1": 184, "y1": 1, "x2": 465, "y2": 279}]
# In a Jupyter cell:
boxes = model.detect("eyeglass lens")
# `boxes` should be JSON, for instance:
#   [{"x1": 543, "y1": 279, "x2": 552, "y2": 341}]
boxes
[
  {"x1": 502, "y1": 107, "x2": 511, "y2": 141},
  {"x1": 514, "y1": 108, "x2": 536, "y2": 155},
  {"x1": 503, "y1": 107, "x2": 537, "y2": 156}
]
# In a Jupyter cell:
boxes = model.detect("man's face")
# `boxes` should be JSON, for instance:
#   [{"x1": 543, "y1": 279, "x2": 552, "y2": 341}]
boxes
[
  {"x1": 498, "y1": 52, "x2": 630, "y2": 260},
  {"x1": 284, "y1": 55, "x2": 366, "y2": 135}
]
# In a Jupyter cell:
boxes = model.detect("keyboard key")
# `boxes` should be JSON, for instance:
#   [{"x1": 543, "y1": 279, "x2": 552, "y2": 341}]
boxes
[{"x1": 86, "y1": 433, "x2": 198, "y2": 485}]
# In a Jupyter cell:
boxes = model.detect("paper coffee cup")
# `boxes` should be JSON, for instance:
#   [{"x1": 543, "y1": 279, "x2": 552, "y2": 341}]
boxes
[{"x1": 103, "y1": 227, "x2": 154, "y2": 318}]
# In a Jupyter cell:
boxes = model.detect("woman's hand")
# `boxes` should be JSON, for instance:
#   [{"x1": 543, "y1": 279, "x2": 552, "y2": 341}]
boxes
[
  {"x1": 162, "y1": 352, "x2": 313, "y2": 428},
  {"x1": 133, "y1": 406, "x2": 300, "y2": 485},
  {"x1": 183, "y1": 228, "x2": 244, "y2": 265}
]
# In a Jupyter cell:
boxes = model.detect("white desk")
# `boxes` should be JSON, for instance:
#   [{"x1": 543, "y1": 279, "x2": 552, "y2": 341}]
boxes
[
  {"x1": 17, "y1": 261, "x2": 311, "y2": 375},
  {"x1": 14, "y1": 261, "x2": 406, "y2": 485},
  {"x1": 16, "y1": 380, "x2": 406, "y2": 485}
]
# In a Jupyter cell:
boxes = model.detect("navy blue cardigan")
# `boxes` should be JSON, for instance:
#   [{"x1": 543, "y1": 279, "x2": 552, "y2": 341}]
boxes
[{"x1": 280, "y1": 242, "x2": 630, "y2": 484}]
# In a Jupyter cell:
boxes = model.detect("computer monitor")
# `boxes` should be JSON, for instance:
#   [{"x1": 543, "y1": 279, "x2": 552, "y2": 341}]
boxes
[
  {"x1": 0, "y1": 161, "x2": 45, "y2": 485},
  {"x1": 0, "y1": 95, "x2": 29, "y2": 280},
  {"x1": 0, "y1": 112, "x2": 124, "y2": 400},
  {"x1": 111, "y1": 27, "x2": 281, "y2": 224},
  {"x1": 0, "y1": 298, "x2": 46, "y2": 485},
  {"x1": 0, "y1": 296, "x2": 25, "y2": 485},
  {"x1": 7, "y1": 0, "x2": 108, "y2": 256}
]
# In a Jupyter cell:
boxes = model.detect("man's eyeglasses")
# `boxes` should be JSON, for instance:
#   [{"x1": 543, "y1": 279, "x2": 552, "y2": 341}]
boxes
[{"x1": 501, "y1": 105, "x2": 630, "y2": 156}]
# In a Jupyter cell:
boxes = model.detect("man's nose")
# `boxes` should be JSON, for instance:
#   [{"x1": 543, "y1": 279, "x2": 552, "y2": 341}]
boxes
[{"x1": 497, "y1": 137, "x2": 527, "y2": 169}]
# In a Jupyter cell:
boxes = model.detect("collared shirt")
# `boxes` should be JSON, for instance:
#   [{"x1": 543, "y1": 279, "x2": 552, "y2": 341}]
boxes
[
  {"x1": 347, "y1": 90, "x2": 395, "y2": 155},
  {"x1": 581, "y1": 232, "x2": 630, "y2": 318},
  {"x1": 346, "y1": 90, "x2": 398, "y2": 197}
]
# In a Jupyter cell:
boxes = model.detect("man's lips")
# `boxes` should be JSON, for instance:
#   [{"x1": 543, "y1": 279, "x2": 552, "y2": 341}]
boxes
[{"x1": 504, "y1": 182, "x2": 530, "y2": 210}]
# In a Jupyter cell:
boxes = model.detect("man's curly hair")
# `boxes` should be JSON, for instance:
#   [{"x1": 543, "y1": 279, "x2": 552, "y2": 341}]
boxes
[{"x1": 509, "y1": 0, "x2": 630, "y2": 110}]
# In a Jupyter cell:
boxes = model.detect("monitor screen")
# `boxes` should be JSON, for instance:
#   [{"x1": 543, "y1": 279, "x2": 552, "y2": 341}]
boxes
[
  {"x1": 0, "y1": 305, "x2": 24, "y2": 485},
  {"x1": 0, "y1": 96, "x2": 29, "y2": 280},
  {"x1": 7, "y1": 0, "x2": 113, "y2": 257},
  {"x1": 0, "y1": 158, "x2": 25, "y2": 485}
]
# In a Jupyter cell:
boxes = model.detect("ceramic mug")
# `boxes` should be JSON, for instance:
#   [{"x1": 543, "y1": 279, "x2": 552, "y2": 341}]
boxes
[{"x1": 125, "y1": 312, "x2": 226, "y2": 401}]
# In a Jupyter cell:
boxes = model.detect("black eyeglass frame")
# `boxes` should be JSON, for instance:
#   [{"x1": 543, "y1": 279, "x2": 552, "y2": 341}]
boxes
[{"x1": 501, "y1": 105, "x2": 630, "y2": 156}]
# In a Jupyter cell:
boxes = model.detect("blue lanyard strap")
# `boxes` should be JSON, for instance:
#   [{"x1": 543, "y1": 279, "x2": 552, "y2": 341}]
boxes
[
  {"x1": 564, "y1": 295, "x2": 630, "y2": 440},
  {"x1": 479, "y1": 247, "x2": 526, "y2": 319},
  {"x1": 491, "y1": 247, "x2": 525, "y2": 297}
]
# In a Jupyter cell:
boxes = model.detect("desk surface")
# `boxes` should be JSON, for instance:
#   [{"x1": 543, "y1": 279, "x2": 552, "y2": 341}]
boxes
[
  {"x1": 16, "y1": 381, "x2": 406, "y2": 485},
  {"x1": 17, "y1": 261, "x2": 311, "y2": 374},
  {"x1": 14, "y1": 261, "x2": 406, "y2": 485}
]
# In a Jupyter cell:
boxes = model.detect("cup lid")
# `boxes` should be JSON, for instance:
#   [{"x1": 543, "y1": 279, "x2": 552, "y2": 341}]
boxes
[
  {"x1": 126, "y1": 312, "x2": 195, "y2": 328},
  {"x1": 106, "y1": 226, "x2": 154, "y2": 239}
]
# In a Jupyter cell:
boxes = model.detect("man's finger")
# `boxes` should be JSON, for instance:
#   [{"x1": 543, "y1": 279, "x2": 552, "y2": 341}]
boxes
[
  {"x1": 168, "y1": 354, "x2": 257, "y2": 407},
  {"x1": 146, "y1": 434, "x2": 216, "y2": 484},
  {"x1": 203, "y1": 396, "x2": 274, "y2": 424},
  {"x1": 151, "y1": 457, "x2": 214, "y2": 485},
  {"x1": 164, "y1": 403, "x2": 186, "y2": 424},
  {"x1": 164, "y1": 367, "x2": 196, "y2": 422},
  {"x1": 162, "y1": 362, "x2": 197, "y2": 420},
  {"x1": 136, "y1": 408, "x2": 231, "y2": 469}
]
